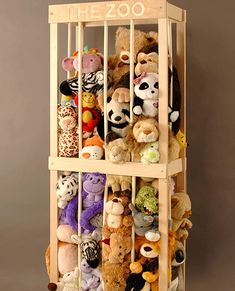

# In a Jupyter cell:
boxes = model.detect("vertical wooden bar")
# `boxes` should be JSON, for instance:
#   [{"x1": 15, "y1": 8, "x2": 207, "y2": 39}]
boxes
[
  {"x1": 129, "y1": 19, "x2": 136, "y2": 263},
  {"x1": 158, "y1": 18, "x2": 169, "y2": 291},
  {"x1": 50, "y1": 23, "x2": 59, "y2": 283},
  {"x1": 67, "y1": 23, "x2": 73, "y2": 79},
  {"x1": 77, "y1": 21, "x2": 84, "y2": 282},
  {"x1": 103, "y1": 21, "x2": 109, "y2": 226},
  {"x1": 176, "y1": 11, "x2": 187, "y2": 291}
]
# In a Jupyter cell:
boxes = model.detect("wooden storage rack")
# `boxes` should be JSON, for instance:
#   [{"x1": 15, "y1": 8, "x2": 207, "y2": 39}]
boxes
[{"x1": 48, "y1": 0, "x2": 186, "y2": 290}]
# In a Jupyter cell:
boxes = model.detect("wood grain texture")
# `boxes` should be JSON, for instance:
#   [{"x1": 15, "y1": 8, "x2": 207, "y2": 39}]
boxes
[
  {"x1": 49, "y1": 0, "x2": 166, "y2": 24},
  {"x1": 49, "y1": 23, "x2": 59, "y2": 283},
  {"x1": 158, "y1": 18, "x2": 169, "y2": 291}
]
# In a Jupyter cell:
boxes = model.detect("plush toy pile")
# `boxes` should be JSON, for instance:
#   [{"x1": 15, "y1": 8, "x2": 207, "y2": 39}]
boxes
[{"x1": 46, "y1": 27, "x2": 191, "y2": 291}]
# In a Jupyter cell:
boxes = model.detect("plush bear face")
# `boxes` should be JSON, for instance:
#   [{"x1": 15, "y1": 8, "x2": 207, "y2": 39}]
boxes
[
  {"x1": 135, "y1": 52, "x2": 158, "y2": 76},
  {"x1": 56, "y1": 173, "x2": 78, "y2": 209},
  {"x1": 134, "y1": 73, "x2": 159, "y2": 100},
  {"x1": 133, "y1": 118, "x2": 159, "y2": 143},
  {"x1": 115, "y1": 27, "x2": 158, "y2": 59},
  {"x1": 105, "y1": 198, "x2": 124, "y2": 215},
  {"x1": 109, "y1": 233, "x2": 132, "y2": 263},
  {"x1": 107, "y1": 96, "x2": 130, "y2": 125},
  {"x1": 82, "y1": 173, "x2": 106, "y2": 196},
  {"x1": 135, "y1": 186, "x2": 158, "y2": 215},
  {"x1": 58, "y1": 104, "x2": 78, "y2": 131}
]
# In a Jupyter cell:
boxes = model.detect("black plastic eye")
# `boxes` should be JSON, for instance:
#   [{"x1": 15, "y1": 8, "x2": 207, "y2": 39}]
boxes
[
  {"x1": 139, "y1": 82, "x2": 149, "y2": 90},
  {"x1": 97, "y1": 178, "x2": 101, "y2": 182},
  {"x1": 176, "y1": 250, "x2": 184, "y2": 263},
  {"x1": 154, "y1": 82, "x2": 159, "y2": 89}
]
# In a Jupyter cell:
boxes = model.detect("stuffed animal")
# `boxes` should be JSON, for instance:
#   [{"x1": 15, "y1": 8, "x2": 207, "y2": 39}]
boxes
[
  {"x1": 140, "y1": 142, "x2": 160, "y2": 164},
  {"x1": 107, "y1": 96, "x2": 130, "y2": 138},
  {"x1": 80, "y1": 173, "x2": 106, "y2": 232},
  {"x1": 58, "y1": 104, "x2": 78, "y2": 157},
  {"x1": 131, "y1": 118, "x2": 159, "y2": 144},
  {"x1": 105, "y1": 132, "x2": 131, "y2": 164},
  {"x1": 125, "y1": 273, "x2": 151, "y2": 291},
  {"x1": 62, "y1": 48, "x2": 103, "y2": 74},
  {"x1": 81, "y1": 136, "x2": 104, "y2": 160},
  {"x1": 102, "y1": 232, "x2": 132, "y2": 264},
  {"x1": 109, "y1": 27, "x2": 158, "y2": 86},
  {"x1": 175, "y1": 130, "x2": 188, "y2": 149},
  {"x1": 72, "y1": 236, "x2": 100, "y2": 269},
  {"x1": 60, "y1": 94, "x2": 76, "y2": 107},
  {"x1": 130, "y1": 232, "x2": 175, "y2": 291},
  {"x1": 59, "y1": 195, "x2": 78, "y2": 232},
  {"x1": 129, "y1": 203, "x2": 155, "y2": 237},
  {"x1": 133, "y1": 73, "x2": 159, "y2": 118},
  {"x1": 135, "y1": 43, "x2": 159, "y2": 77},
  {"x1": 107, "y1": 175, "x2": 131, "y2": 193},
  {"x1": 56, "y1": 173, "x2": 78, "y2": 209},
  {"x1": 82, "y1": 173, "x2": 106, "y2": 209},
  {"x1": 60, "y1": 70, "x2": 105, "y2": 97},
  {"x1": 81, "y1": 259, "x2": 102, "y2": 291},
  {"x1": 102, "y1": 262, "x2": 130, "y2": 291},
  {"x1": 135, "y1": 186, "x2": 158, "y2": 216},
  {"x1": 48, "y1": 267, "x2": 79, "y2": 291},
  {"x1": 171, "y1": 240, "x2": 185, "y2": 291},
  {"x1": 171, "y1": 192, "x2": 192, "y2": 241}
]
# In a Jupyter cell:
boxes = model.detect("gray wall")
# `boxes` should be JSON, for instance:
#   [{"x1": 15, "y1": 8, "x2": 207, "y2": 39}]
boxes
[{"x1": 0, "y1": 0, "x2": 234, "y2": 290}]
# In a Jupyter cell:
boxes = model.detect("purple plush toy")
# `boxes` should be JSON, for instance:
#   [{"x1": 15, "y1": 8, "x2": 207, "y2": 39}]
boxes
[
  {"x1": 60, "y1": 195, "x2": 78, "y2": 232},
  {"x1": 80, "y1": 173, "x2": 106, "y2": 232}
]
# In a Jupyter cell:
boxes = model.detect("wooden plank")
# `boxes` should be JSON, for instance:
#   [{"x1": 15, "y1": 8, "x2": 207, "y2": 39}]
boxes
[
  {"x1": 158, "y1": 18, "x2": 169, "y2": 291},
  {"x1": 49, "y1": 157, "x2": 167, "y2": 178},
  {"x1": 67, "y1": 23, "x2": 73, "y2": 79},
  {"x1": 168, "y1": 158, "x2": 183, "y2": 176},
  {"x1": 49, "y1": 0, "x2": 166, "y2": 24},
  {"x1": 167, "y1": 3, "x2": 184, "y2": 22},
  {"x1": 176, "y1": 10, "x2": 187, "y2": 291},
  {"x1": 49, "y1": 23, "x2": 59, "y2": 283}
]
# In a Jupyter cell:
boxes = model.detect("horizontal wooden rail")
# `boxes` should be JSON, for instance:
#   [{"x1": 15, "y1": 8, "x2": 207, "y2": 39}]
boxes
[
  {"x1": 48, "y1": 157, "x2": 184, "y2": 178},
  {"x1": 49, "y1": 0, "x2": 183, "y2": 24}
]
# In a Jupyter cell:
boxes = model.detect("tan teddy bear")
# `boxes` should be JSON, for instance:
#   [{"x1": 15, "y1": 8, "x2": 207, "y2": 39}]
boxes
[
  {"x1": 171, "y1": 192, "x2": 192, "y2": 241},
  {"x1": 102, "y1": 232, "x2": 132, "y2": 264},
  {"x1": 107, "y1": 174, "x2": 132, "y2": 193}
]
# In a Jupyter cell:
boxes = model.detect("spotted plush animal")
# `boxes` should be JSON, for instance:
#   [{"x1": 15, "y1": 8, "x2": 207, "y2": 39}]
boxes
[{"x1": 58, "y1": 104, "x2": 79, "y2": 157}]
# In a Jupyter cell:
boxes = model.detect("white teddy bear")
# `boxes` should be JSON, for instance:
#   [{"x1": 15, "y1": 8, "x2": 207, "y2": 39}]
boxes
[
  {"x1": 105, "y1": 197, "x2": 124, "y2": 228},
  {"x1": 48, "y1": 267, "x2": 79, "y2": 291}
]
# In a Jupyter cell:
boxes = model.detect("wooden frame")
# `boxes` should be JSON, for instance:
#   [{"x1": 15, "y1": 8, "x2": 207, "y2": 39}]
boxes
[{"x1": 49, "y1": 1, "x2": 187, "y2": 290}]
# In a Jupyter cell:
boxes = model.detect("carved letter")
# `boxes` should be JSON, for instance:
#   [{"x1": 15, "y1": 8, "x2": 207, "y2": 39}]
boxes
[
  {"x1": 106, "y1": 3, "x2": 116, "y2": 18},
  {"x1": 117, "y1": 3, "x2": 130, "y2": 18},
  {"x1": 77, "y1": 4, "x2": 89, "y2": 20},
  {"x1": 132, "y1": 2, "x2": 145, "y2": 17},
  {"x1": 91, "y1": 5, "x2": 100, "y2": 19}
]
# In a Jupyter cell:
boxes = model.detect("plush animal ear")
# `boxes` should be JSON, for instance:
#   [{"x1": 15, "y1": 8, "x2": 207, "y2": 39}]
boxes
[
  {"x1": 171, "y1": 196, "x2": 180, "y2": 209},
  {"x1": 105, "y1": 131, "x2": 119, "y2": 144},
  {"x1": 82, "y1": 173, "x2": 89, "y2": 182},
  {"x1": 62, "y1": 57, "x2": 74, "y2": 72},
  {"x1": 73, "y1": 57, "x2": 79, "y2": 71}
]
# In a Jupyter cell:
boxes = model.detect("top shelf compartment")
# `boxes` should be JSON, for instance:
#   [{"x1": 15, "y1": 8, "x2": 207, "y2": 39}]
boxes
[{"x1": 48, "y1": 0, "x2": 184, "y2": 25}]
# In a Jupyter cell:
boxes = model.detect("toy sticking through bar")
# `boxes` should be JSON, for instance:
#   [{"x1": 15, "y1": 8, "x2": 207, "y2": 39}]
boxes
[{"x1": 46, "y1": 1, "x2": 190, "y2": 291}]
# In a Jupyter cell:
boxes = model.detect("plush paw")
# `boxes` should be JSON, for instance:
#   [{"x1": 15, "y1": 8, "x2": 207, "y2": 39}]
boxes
[
  {"x1": 71, "y1": 234, "x2": 81, "y2": 245},
  {"x1": 142, "y1": 271, "x2": 158, "y2": 283},
  {"x1": 112, "y1": 88, "x2": 130, "y2": 103},
  {"x1": 170, "y1": 111, "x2": 179, "y2": 123},
  {"x1": 145, "y1": 230, "x2": 161, "y2": 242},
  {"x1": 130, "y1": 262, "x2": 143, "y2": 273},
  {"x1": 133, "y1": 106, "x2": 142, "y2": 115}
]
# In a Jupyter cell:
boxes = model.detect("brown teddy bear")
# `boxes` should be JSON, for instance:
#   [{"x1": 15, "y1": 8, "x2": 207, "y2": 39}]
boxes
[
  {"x1": 171, "y1": 192, "x2": 192, "y2": 241},
  {"x1": 102, "y1": 261, "x2": 130, "y2": 291},
  {"x1": 109, "y1": 27, "x2": 158, "y2": 86},
  {"x1": 102, "y1": 232, "x2": 132, "y2": 264},
  {"x1": 107, "y1": 174, "x2": 132, "y2": 193}
]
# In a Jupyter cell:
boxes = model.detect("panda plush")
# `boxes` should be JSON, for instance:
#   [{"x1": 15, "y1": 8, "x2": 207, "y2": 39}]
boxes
[
  {"x1": 133, "y1": 72, "x2": 179, "y2": 122},
  {"x1": 133, "y1": 72, "x2": 159, "y2": 118},
  {"x1": 107, "y1": 96, "x2": 130, "y2": 138}
]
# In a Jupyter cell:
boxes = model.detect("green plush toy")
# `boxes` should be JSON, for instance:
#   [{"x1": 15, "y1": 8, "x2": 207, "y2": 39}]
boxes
[
  {"x1": 140, "y1": 141, "x2": 160, "y2": 164},
  {"x1": 135, "y1": 186, "x2": 158, "y2": 215}
]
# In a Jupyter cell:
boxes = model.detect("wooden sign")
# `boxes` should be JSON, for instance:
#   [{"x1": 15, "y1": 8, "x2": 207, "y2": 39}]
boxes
[{"x1": 49, "y1": 0, "x2": 166, "y2": 24}]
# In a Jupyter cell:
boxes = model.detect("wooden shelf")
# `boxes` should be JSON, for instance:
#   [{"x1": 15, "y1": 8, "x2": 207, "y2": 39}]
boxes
[
  {"x1": 48, "y1": 157, "x2": 184, "y2": 178},
  {"x1": 49, "y1": 0, "x2": 184, "y2": 25}
]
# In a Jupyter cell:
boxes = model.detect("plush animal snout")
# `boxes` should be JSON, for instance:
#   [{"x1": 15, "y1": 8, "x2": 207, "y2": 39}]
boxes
[
  {"x1": 63, "y1": 119, "x2": 71, "y2": 126},
  {"x1": 114, "y1": 116, "x2": 122, "y2": 122},
  {"x1": 120, "y1": 51, "x2": 130, "y2": 64},
  {"x1": 112, "y1": 198, "x2": 119, "y2": 203},
  {"x1": 140, "y1": 60, "x2": 147, "y2": 64},
  {"x1": 144, "y1": 246, "x2": 152, "y2": 252},
  {"x1": 82, "y1": 152, "x2": 90, "y2": 159},
  {"x1": 143, "y1": 129, "x2": 152, "y2": 135}
]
